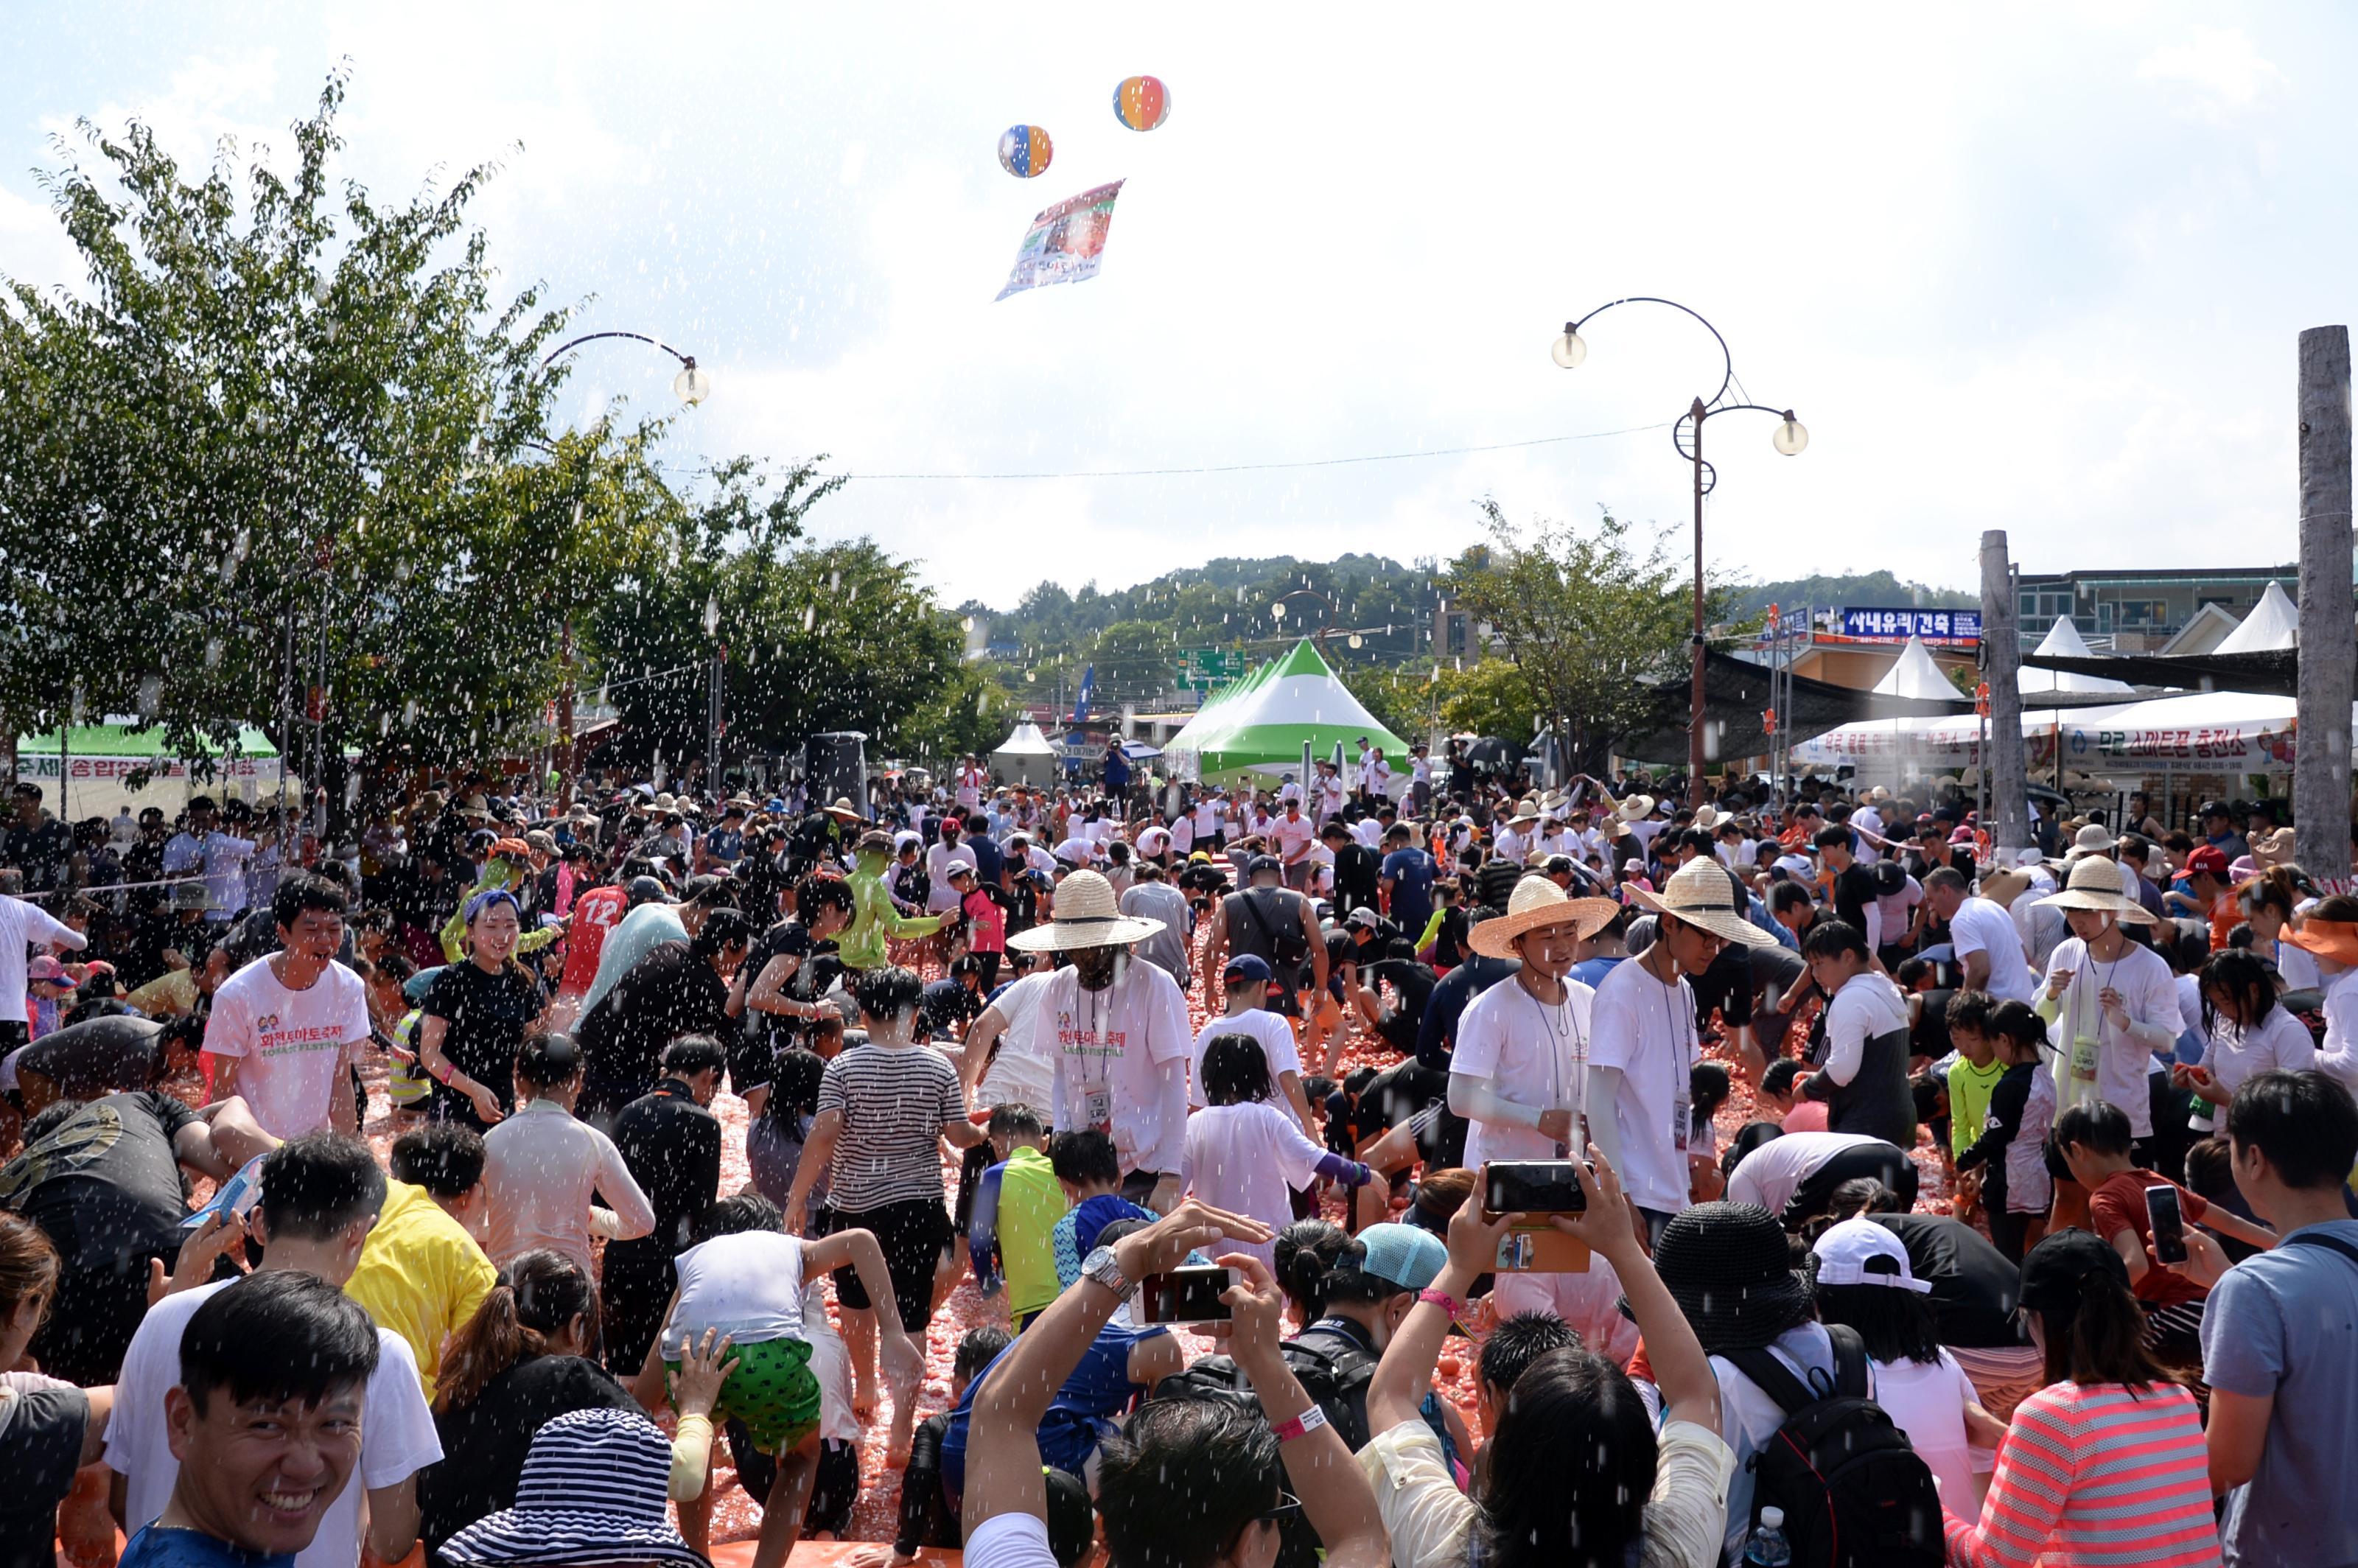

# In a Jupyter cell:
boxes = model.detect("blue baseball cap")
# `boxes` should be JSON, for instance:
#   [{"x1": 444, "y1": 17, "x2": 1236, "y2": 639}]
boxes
[
  {"x1": 1222, "y1": 953, "x2": 1273, "y2": 984},
  {"x1": 1352, "y1": 1223, "x2": 1447, "y2": 1292}
]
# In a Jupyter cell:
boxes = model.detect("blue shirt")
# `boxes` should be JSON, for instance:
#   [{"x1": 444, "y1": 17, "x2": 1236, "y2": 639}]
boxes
[
  {"x1": 939, "y1": 1320, "x2": 1170, "y2": 1492},
  {"x1": 1567, "y1": 954, "x2": 1628, "y2": 989},
  {"x1": 1415, "y1": 954, "x2": 1519, "y2": 1074},
  {"x1": 965, "y1": 831, "x2": 1006, "y2": 889},
  {"x1": 2200, "y1": 1220, "x2": 2358, "y2": 1567},
  {"x1": 1379, "y1": 848, "x2": 1437, "y2": 934},
  {"x1": 119, "y1": 1527, "x2": 293, "y2": 1568}
]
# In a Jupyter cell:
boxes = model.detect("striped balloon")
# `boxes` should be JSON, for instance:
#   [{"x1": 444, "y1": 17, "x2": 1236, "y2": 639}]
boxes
[
  {"x1": 1112, "y1": 74, "x2": 1171, "y2": 132},
  {"x1": 997, "y1": 124, "x2": 1053, "y2": 178}
]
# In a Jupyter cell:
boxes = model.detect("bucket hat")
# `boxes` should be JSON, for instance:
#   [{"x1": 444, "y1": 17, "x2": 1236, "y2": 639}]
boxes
[{"x1": 440, "y1": 1407, "x2": 707, "y2": 1568}]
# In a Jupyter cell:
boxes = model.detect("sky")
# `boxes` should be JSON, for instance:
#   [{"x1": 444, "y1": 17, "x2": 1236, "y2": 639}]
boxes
[{"x1": 2, "y1": 4, "x2": 2353, "y2": 612}]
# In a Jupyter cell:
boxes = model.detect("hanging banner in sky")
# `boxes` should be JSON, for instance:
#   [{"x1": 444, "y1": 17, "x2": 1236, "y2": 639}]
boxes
[{"x1": 996, "y1": 179, "x2": 1125, "y2": 301}]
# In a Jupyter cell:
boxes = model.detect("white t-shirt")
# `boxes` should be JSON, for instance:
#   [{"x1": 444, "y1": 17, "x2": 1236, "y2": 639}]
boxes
[
  {"x1": 1035, "y1": 962, "x2": 1194, "y2": 1176},
  {"x1": 2042, "y1": 937, "x2": 2177, "y2": 1137},
  {"x1": 964, "y1": 1513, "x2": 1057, "y2": 1568},
  {"x1": 108, "y1": 1280, "x2": 442, "y2": 1568},
  {"x1": 1869, "y1": 1350, "x2": 1988, "y2": 1525},
  {"x1": 1451, "y1": 975, "x2": 1598, "y2": 1172},
  {"x1": 202, "y1": 956, "x2": 373, "y2": 1140},
  {"x1": 925, "y1": 840, "x2": 968, "y2": 912},
  {"x1": 976, "y1": 969, "x2": 1060, "y2": 1110},
  {"x1": 1273, "y1": 813, "x2": 1316, "y2": 866},
  {"x1": 1351, "y1": 817, "x2": 1386, "y2": 850},
  {"x1": 1168, "y1": 815, "x2": 1196, "y2": 855},
  {"x1": 1491, "y1": 827, "x2": 1531, "y2": 867},
  {"x1": 1724, "y1": 1131, "x2": 1889, "y2": 1217},
  {"x1": 662, "y1": 1230, "x2": 807, "y2": 1358},
  {"x1": 1192, "y1": 800, "x2": 1222, "y2": 837},
  {"x1": 1874, "y1": 874, "x2": 1923, "y2": 948},
  {"x1": 1948, "y1": 897, "x2": 2036, "y2": 1003},
  {"x1": 1188, "y1": 1009, "x2": 1303, "y2": 1110},
  {"x1": 1181, "y1": 1102, "x2": 1329, "y2": 1268},
  {"x1": 0, "y1": 895, "x2": 85, "y2": 1026},
  {"x1": 2204, "y1": 1005, "x2": 2318, "y2": 1099},
  {"x1": 1586, "y1": 958, "x2": 1698, "y2": 1215}
]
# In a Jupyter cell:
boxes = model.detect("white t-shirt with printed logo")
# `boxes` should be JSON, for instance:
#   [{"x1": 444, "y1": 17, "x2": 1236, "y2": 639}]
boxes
[
  {"x1": 1452, "y1": 974, "x2": 1598, "y2": 1172},
  {"x1": 202, "y1": 956, "x2": 373, "y2": 1140},
  {"x1": 1035, "y1": 962, "x2": 1194, "y2": 1176}
]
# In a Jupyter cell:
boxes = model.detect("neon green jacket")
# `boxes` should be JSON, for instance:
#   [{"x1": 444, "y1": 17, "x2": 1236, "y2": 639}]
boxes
[{"x1": 840, "y1": 850, "x2": 942, "y2": 969}]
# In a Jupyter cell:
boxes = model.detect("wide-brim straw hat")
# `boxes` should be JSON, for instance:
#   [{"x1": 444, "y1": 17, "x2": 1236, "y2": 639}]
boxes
[
  {"x1": 823, "y1": 797, "x2": 864, "y2": 820},
  {"x1": 1614, "y1": 794, "x2": 1656, "y2": 822},
  {"x1": 1006, "y1": 869, "x2": 1167, "y2": 952},
  {"x1": 1469, "y1": 875, "x2": 1621, "y2": 960},
  {"x1": 440, "y1": 1407, "x2": 707, "y2": 1568},
  {"x1": 1976, "y1": 867, "x2": 2032, "y2": 907},
  {"x1": 1625, "y1": 858, "x2": 1776, "y2": 947},
  {"x1": 2031, "y1": 855, "x2": 2156, "y2": 925},
  {"x1": 2065, "y1": 822, "x2": 2116, "y2": 859},
  {"x1": 1692, "y1": 805, "x2": 1722, "y2": 831}
]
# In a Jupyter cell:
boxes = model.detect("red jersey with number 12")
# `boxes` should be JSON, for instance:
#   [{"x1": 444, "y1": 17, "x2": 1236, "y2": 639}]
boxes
[{"x1": 561, "y1": 884, "x2": 628, "y2": 994}]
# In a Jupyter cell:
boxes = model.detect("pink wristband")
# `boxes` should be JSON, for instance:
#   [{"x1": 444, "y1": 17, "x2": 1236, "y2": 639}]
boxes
[
  {"x1": 1271, "y1": 1404, "x2": 1329, "y2": 1443},
  {"x1": 1417, "y1": 1287, "x2": 1461, "y2": 1320}
]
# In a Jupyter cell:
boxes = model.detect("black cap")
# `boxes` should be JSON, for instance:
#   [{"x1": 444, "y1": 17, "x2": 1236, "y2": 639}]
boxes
[
  {"x1": 626, "y1": 875, "x2": 669, "y2": 908},
  {"x1": 1247, "y1": 854, "x2": 1283, "y2": 877},
  {"x1": 2017, "y1": 1226, "x2": 2130, "y2": 1316},
  {"x1": 2199, "y1": 799, "x2": 2230, "y2": 819}
]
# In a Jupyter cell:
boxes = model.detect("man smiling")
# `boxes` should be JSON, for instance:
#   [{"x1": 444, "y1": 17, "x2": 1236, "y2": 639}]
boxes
[{"x1": 118, "y1": 1271, "x2": 382, "y2": 1568}]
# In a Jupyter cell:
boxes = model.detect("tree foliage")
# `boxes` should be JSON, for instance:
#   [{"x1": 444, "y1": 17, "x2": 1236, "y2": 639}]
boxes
[{"x1": 1443, "y1": 499, "x2": 1726, "y2": 772}]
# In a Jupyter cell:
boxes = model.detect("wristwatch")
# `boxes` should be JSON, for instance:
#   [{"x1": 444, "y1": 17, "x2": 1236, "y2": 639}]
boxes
[{"x1": 1080, "y1": 1245, "x2": 1136, "y2": 1302}]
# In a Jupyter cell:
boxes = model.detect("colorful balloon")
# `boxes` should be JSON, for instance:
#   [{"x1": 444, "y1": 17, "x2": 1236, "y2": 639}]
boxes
[
  {"x1": 998, "y1": 124, "x2": 1053, "y2": 178},
  {"x1": 1112, "y1": 75, "x2": 1171, "y2": 132}
]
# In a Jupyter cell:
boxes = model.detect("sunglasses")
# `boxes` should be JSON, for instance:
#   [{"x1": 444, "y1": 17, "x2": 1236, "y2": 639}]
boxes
[{"x1": 1224, "y1": 1491, "x2": 1303, "y2": 1553}]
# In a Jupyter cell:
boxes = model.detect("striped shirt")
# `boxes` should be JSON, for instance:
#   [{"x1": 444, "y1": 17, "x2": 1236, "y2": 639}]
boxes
[
  {"x1": 1943, "y1": 1380, "x2": 2222, "y2": 1567},
  {"x1": 816, "y1": 1043, "x2": 963, "y2": 1211}
]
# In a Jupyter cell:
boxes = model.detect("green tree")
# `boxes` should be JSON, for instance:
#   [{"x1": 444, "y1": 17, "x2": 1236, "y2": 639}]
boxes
[
  {"x1": 1432, "y1": 658, "x2": 1536, "y2": 742},
  {"x1": 1092, "y1": 620, "x2": 1178, "y2": 704},
  {"x1": 1444, "y1": 500, "x2": 1721, "y2": 773},
  {"x1": 1341, "y1": 663, "x2": 1438, "y2": 743},
  {"x1": 0, "y1": 69, "x2": 667, "y2": 806}
]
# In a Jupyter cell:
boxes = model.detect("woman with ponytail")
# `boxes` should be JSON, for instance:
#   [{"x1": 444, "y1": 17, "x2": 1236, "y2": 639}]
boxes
[
  {"x1": 419, "y1": 1249, "x2": 635, "y2": 1566},
  {"x1": 1939, "y1": 1228, "x2": 2219, "y2": 1567},
  {"x1": 0, "y1": 1211, "x2": 111, "y2": 1556}
]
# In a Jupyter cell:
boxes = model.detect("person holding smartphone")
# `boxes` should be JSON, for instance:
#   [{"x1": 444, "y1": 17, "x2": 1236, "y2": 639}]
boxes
[{"x1": 2053, "y1": 1099, "x2": 2275, "y2": 1374}]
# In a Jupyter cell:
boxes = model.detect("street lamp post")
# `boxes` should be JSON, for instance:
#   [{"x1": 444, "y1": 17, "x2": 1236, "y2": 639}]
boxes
[
  {"x1": 535, "y1": 330, "x2": 713, "y2": 805},
  {"x1": 704, "y1": 591, "x2": 724, "y2": 794},
  {"x1": 1552, "y1": 298, "x2": 1805, "y2": 807}
]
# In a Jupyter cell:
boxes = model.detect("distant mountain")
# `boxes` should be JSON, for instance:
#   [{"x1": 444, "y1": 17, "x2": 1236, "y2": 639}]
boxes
[{"x1": 1724, "y1": 571, "x2": 1977, "y2": 620}]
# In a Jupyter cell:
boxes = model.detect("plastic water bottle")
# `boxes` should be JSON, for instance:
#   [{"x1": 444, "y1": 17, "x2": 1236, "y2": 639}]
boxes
[{"x1": 1743, "y1": 1506, "x2": 1791, "y2": 1567}]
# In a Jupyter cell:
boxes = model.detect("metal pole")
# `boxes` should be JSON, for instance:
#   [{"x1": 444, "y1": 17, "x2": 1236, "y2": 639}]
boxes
[
  {"x1": 2295, "y1": 325, "x2": 2354, "y2": 883},
  {"x1": 707, "y1": 644, "x2": 723, "y2": 796},
  {"x1": 1689, "y1": 397, "x2": 1708, "y2": 808},
  {"x1": 558, "y1": 617, "x2": 576, "y2": 810},
  {"x1": 1981, "y1": 531, "x2": 2030, "y2": 856}
]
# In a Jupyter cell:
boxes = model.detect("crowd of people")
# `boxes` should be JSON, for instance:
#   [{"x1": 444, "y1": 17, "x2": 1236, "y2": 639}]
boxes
[{"x1": 0, "y1": 745, "x2": 2354, "y2": 1568}]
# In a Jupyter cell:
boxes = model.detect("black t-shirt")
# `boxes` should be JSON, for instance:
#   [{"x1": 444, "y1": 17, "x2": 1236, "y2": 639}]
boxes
[
  {"x1": 421, "y1": 1355, "x2": 638, "y2": 1564},
  {"x1": 1687, "y1": 942, "x2": 1759, "y2": 1031},
  {"x1": 0, "y1": 1378, "x2": 88, "y2": 1567},
  {"x1": 1869, "y1": 1212, "x2": 2022, "y2": 1349},
  {"x1": 575, "y1": 943, "x2": 727, "y2": 1115},
  {"x1": 1830, "y1": 863, "x2": 1881, "y2": 939},
  {"x1": 607, "y1": 1081, "x2": 722, "y2": 1259},
  {"x1": 733, "y1": 919, "x2": 819, "y2": 1086},
  {"x1": 1746, "y1": 944, "x2": 1810, "y2": 1010},
  {"x1": 0, "y1": 1091, "x2": 195, "y2": 1268},
  {"x1": 919, "y1": 978, "x2": 985, "y2": 1040},
  {"x1": 15, "y1": 1014, "x2": 165, "y2": 1099},
  {"x1": 421, "y1": 960, "x2": 545, "y2": 1128},
  {"x1": 1329, "y1": 844, "x2": 1382, "y2": 917},
  {"x1": 1474, "y1": 858, "x2": 1523, "y2": 916}
]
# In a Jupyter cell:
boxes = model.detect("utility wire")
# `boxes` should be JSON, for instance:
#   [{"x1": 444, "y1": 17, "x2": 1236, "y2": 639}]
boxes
[{"x1": 832, "y1": 420, "x2": 1676, "y2": 482}]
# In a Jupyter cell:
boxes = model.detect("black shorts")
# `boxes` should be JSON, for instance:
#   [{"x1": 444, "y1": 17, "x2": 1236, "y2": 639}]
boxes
[
  {"x1": 825, "y1": 1197, "x2": 952, "y2": 1334},
  {"x1": 1780, "y1": 1141, "x2": 1921, "y2": 1230}
]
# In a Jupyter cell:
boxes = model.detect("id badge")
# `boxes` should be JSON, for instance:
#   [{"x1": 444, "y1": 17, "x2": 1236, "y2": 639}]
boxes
[
  {"x1": 1670, "y1": 1091, "x2": 1693, "y2": 1159},
  {"x1": 1084, "y1": 1087, "x2": 1113, "y2": 1131},
  {"x1": 2069, "y1": 1034, "x2": 2100, "y2": 1082}
]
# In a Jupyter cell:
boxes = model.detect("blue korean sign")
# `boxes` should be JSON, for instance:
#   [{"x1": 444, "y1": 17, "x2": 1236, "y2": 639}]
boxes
[{"x1": 1838, "y1": 607, "x2": 1981, "y2": 643}]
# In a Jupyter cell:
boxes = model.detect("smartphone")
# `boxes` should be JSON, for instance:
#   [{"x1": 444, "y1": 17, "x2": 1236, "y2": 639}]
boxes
[
  {"x1": 1484, "y1": 1160, "x2": 1587, "y2": 1215},
  {"x1": 2147, "y1": 1184, "x2": 2189, "y2": 1266},
  {"x1": 1138, "y1": 1266, "x2": 1234, "y2": 1324}
]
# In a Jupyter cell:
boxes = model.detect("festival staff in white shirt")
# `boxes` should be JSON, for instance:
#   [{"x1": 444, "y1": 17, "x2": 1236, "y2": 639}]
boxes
[
  {"x1": 1446, "y1": 875, "x2": 1637, "y2": 1358},
  {"x1": 1009, "y1": 871, "x2": 1193, "y2": 1214},
  {"x1": 1590, "y1": 858, "x2": 1779, "y2": 1243}
]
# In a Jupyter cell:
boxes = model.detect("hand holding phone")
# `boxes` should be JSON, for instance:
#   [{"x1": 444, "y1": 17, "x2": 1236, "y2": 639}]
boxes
[
  {"x1": 1483, "y1": 1160, "x2": 1586, "y2": 1215},
  {"x1": 2146, "y1": 1183, "x2": 2189, "y2": 1266},
  {"x1": 1138, "y1": 1265, "x2": 1234, "y2": 1324}
]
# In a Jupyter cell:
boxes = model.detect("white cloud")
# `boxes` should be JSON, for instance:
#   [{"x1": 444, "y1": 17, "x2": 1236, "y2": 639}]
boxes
[{"x1": 2137, "y1": 26, "x2": 2287, "y2": 120}]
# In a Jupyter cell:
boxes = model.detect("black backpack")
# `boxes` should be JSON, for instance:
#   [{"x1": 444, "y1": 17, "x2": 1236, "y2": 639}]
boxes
[
  {"x1": 1148, "y1": 1334, "x2": 1380, "y2": 1568},
  {"x1": 1722, "y1": 1325, "x2": 1944, "y2": 1568}
]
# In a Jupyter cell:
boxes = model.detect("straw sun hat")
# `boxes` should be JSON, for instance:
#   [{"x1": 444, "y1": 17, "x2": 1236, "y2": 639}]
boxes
[
  {"x1": 2030, "y1": 855, "x2": 2156, "y2": 925},
  {"x1": 1614, "y1": 794, "x2": 1656, "y2": 822},
  {"x1": 1626, "y1": 858, "x2": 1777, "y2": 947},
  {"x1": 1469, "y1": 875, "x2": 1620, "y2": 961},
  {"x1": 1006, "y1": 869, "x2": 1167, "y2": 953}
]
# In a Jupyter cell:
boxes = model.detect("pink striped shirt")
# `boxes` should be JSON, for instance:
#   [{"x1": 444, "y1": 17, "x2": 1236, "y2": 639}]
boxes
[{"x1": 1942, "y1": 1380, "x2": 2220, "y2": 1567}]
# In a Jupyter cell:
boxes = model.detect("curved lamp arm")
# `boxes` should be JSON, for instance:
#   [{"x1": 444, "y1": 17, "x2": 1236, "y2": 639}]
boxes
[
  {"x1": 1558, "y1": 296, "x2": 1733, "y2": 408},
  {"x1": 541, "y1": 330, "x2": 710, "y2": 405}
]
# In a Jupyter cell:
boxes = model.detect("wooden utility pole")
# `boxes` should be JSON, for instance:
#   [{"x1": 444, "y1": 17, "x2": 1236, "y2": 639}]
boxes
[
  {"x1": 2295, "y1": 326, "x2": 2354, "y2": 883},
  {"x1": 1980, "y1": 531, "x2": 2030, "y2": 856}
]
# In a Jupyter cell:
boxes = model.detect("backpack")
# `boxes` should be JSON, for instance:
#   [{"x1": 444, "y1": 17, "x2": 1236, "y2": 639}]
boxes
[{"x1": 1722, "y1": 1325, "x2": 1944, "y2": 1568}]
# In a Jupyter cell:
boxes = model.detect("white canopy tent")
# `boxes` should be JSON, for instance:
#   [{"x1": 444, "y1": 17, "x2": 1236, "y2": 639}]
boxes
[
  {"x1": 989, "y1": 721, "x2": 1062, "y2": 787},
  {"x1": 2215, "y1": 581, "x2": 2299, "y2": 654},
  {"x1": 1871, "y1": 637, "x2": 1963, "y2": 701}
]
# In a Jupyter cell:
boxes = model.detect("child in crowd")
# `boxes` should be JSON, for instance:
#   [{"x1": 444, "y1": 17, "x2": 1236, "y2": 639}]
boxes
[
  {"x1": 1953, "y1": 998, "x2": 2057, "y2": 1264},
  {"x1": 1181, "y1": 1033, "x2": 1372, "y2": 1270},
  {"x1": 967, "y1": 1103, "x2": 1065, "y2": 1330}
]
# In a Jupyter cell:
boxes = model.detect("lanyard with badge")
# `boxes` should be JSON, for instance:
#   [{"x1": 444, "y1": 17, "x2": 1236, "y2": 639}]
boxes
[
  {"x1": 1655, "y1": 975, "x2": 1695, "y2": 1162},
  {"x1": 1074, "y1": 981, "x2": 1116, "y2": 1133},
  {"x1": 2065, "y1": 948, "x2": 2119, "y2": 1104},
  {"x1": 1524, "y1": 984, "x2": 1587, "y2": 1156}
]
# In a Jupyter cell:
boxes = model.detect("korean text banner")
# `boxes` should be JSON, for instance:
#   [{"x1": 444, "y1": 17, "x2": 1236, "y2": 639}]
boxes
[
  {"x1": 1838, "y1": 607, "x2": 1981, "y2": 643},
  {"x1": 997, "y1": 180, "x2": 1125, "y2": 301}
]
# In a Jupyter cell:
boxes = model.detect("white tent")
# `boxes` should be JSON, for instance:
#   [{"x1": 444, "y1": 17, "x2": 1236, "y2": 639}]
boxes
[
  {"x1": 1870, "y1": 637, "x2": 1961, "y2": 701},
  {"x1": 2022, "y1": 617, "x2": 2135, "y2": 696},
  {"x1": 990, "y1": 721, "x2": 1062, "y2": 787},
  {"x1": 2215, "y1": 581, "x2": 2299, "y2": 654}
]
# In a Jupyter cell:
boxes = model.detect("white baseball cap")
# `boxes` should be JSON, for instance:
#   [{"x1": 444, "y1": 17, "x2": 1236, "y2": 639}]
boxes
[{"x1": 1810, "y1": 1218, "x2": 1931, "y2": 1292}]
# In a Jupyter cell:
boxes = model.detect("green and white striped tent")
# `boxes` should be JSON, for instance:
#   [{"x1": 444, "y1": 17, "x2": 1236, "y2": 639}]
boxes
[{"x1": 1163, "y1": 639, "x2": 1410, "y2": 783}]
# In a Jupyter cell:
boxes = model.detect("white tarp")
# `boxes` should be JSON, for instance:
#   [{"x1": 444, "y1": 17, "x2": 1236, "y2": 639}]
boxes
[
  {"x1": 2216, "y1": 581, "x2": 2299, "y2": 654},
  {"x1": 1870, "y1": 637, "x2": 1962, "y2": 701}
]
